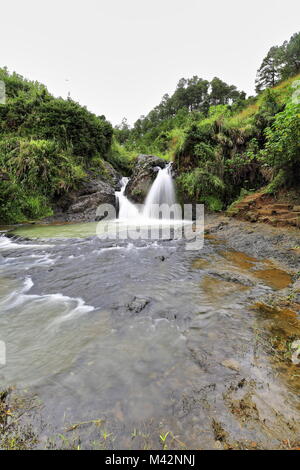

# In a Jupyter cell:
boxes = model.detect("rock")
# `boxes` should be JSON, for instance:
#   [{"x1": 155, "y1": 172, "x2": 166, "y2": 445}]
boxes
[
  {"x1": 46, "y1": 177, "x2": 117, "y2": 223},
  {"x1": 291, "y1": 340, "x2": 300, "y2": 365},
  {"x1": 208, "y1": 271, "x2": 254, "y2": 287},
  {"x1": 293, "y1": 280, "x2": 300, "y2": 292},
  {"x1": 214, "y1": 440, "x2": 224, "y2": 450},
  {"x1": 126, "y1": 297, "x2": 150, "y2": 314},
  {"x1": 221, "y1": 359, "x2": 240, "y2": 372},
  {"x1": 125, "y1": 154, "x2": 166, "y2": 203},
  {"x1": 102, "y1": 161, "x2": 122, "y2": 190}
]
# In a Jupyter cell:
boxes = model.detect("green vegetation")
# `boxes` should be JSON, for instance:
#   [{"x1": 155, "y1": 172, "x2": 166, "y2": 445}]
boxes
[
  {"x1": 115, "y1": 31, "x2": 300, "y2": 211},
  {"x1": 0, "y1": 31, "x2": 299, "y2": 221},
  {"x1": 0, "y1": 68, "x2": 113, "y2": 223},
  {"x1": 255, "y1": 32, "x2": 300, "y2": 92}
]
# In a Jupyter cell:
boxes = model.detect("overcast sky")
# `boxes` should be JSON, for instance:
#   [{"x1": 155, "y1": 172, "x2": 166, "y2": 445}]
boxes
[{"x1": 1, "y1": 0, "x2": 300, "y2": 125}]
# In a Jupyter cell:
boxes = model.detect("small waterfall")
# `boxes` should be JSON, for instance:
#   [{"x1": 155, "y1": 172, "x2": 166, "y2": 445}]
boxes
[
  {"x1": 115, "y1": 163, "x2": 176, "y2": 221},
  {"x1": 143, "y1": 163, "x2": 176, "y2": 219},
  {"x1": 115, "y1": 177, "x2": 139, "y2": 220}
]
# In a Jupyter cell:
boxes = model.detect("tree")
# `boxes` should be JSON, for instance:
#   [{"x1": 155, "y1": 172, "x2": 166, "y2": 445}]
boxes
[
  {"x1": 115, "y1": 117, "x2": 131, "y2": 144},
  {"x1": 281, "y1": 32, "x2": 300, "y2": 79},
  {"x1": 255, "y1": 32, "x2": 300, "y2": 92},
  {"x1": 255, "y1": 46, "x2": 284, "y2": 93}
]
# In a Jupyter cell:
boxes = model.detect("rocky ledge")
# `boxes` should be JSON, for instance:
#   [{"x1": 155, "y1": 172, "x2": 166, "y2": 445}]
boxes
[
  {"x1": 44, "y1": 162, "x2": 121, "y2": 223},
  {"x1": 125, "y1": 154, "x2": 166, "y2": 203}
]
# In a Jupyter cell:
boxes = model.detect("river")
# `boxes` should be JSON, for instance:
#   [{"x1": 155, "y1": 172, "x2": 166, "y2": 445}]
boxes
[{"x1": 0, "y1": 215, "x2": 299, "y2": 449}]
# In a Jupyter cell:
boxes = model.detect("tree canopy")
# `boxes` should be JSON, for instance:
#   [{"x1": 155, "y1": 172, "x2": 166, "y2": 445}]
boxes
[{"x1": 256, "y1": 32, "x2": 300, "y2": 92}]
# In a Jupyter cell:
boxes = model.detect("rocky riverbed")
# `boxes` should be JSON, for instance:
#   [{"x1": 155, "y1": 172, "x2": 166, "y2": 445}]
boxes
[{"x1": 0, "y1": 214, "x2": 299, "y2": 449}]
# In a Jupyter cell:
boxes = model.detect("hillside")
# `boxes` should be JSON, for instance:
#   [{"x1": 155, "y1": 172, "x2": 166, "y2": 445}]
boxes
[
  {"x1": 0, "y1": 68, "x2": 117, "y2": 223},
  {"x1": 114, "y1": 32, "x2": 300, "y2": 214},
  {"x1": 0, "y1": 31, "x2": 299, "y2": 224},
  {"x1": 116, "y1": 72, "x2": 300, "y2": 212}
]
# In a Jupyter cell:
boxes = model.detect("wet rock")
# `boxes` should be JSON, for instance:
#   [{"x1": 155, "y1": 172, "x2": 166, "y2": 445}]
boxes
[
  {"x1": 126, "y1": 296, "x2": 150, "y2": 313},
  {"x1": 221, "y1": 359, "x2": 241, "y2": 372},
  {"x1": 293, "y1": 280, "x2": 300, "y2": 292},
  {"x1": 208, "y1": 271, "x2": 254, "y2": 287},
  {"x1": 45, "y1": 178, "x2": 116, "y2": 223},
  {"x1": 125, "y1": 154, "x2": 166, "y2": 203},
  {"x1": 291, "y1": 340, "x2": 300, "y2": 365}
]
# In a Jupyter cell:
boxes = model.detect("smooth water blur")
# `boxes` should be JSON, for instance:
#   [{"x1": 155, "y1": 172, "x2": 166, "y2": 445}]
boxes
[
  {"x1": 0, "y1": 225, "x2": 298, "y2": 449},
  {"x1": 143, "y1": 164, "x2": 176, "y2": 218},
  {"x1": 116, "y1": 177, "x2": 140, "y2": 220}
]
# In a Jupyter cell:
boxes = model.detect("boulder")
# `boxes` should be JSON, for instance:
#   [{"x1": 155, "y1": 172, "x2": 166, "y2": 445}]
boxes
[
  {"x1": 45, "y1": 177, "x2": 117, "y2": 223},
  {"x1": 102, "y1": 161, "x2": 122, "y2": 190},
  {"x1": 125, "y1": 154, "x2": 166, "y2": 203}
]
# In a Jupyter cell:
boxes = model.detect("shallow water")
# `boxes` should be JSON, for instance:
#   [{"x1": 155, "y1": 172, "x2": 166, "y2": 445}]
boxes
[{"x1": 0, "y1": 224, "x2": 299, "y2": 449}]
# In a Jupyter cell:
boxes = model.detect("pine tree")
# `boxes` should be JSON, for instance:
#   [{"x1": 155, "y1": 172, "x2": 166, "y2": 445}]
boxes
[{"x1": 255, "y1": 46, "x2": 283, "y2": 93}]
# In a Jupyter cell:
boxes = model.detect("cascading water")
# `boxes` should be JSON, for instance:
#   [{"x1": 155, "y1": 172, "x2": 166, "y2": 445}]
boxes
[
  {"x1": 115, "y1": 163, "x2": 177, "y2": 221},
  {"x1": 143, "y1": 163, "x2": 176, "y2": 219},
  {"x1": 115, "y1": 177, "x2": 139, "y2": 220}
]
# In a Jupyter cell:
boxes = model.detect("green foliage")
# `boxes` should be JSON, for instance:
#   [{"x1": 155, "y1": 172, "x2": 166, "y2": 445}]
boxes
[
  {"x1": 256, "y1": 32, "x2": 300, "y2": 92},
  {"x1": 108, "y1": 137, "x2": 135, "y2": 174},
  {"x1": 116, "y1": 76, "x2": 245, "y2": 158},
  {"x1": 0, "y1": 137, "x2": 87, "y2": 222},
  {"x1": 0, "y1": 68, "x2": 113, "y2": 223},
  {"x1": 113, "y1": 30, "x2": 299, "y2": 212},
  {"x1": 177, "y1": 168, "x2": 224, "y2": 210},
  {"x1": 260, "y1": 102, "x2": 300, "y2": 187},
  {"x1": 24, "y1": 98, "x2": 112, "y2": 160},
  {"x1": 0, "y1": 178, "x2": 53, "y2": 223},
  {"x1": 264, "y1": 169, "x2": 287, "y2": 195},
  {"x1": 0, "y1": 137, "x2": 86, "y2": 196}
]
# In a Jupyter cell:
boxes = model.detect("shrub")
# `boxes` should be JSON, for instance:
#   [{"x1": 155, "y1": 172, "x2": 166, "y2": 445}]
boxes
[
  {"x1": 177, "y1": 168, "x2": 225, "y2": 208},
  {"x1": 260, "y1": 102, "x2": 300, "y2": 186}
]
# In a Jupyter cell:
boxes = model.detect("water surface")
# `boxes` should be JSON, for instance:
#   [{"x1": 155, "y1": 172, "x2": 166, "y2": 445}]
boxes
[{"x1": 0, "y1": 224, "x2": 299, "y2": 449}]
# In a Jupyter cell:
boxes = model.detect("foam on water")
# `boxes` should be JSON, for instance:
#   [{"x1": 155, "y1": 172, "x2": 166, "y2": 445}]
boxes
[
  {"x1": 0, "y1": 235, "x2": 54, "y2": 249},
  {"x1": 0, "y1": 275, "x2": 94, "y2": 323}
]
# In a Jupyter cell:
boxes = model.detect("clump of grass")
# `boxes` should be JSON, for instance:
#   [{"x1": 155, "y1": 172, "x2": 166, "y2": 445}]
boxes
[{"x1": 0, "y1": 388, "x2": 39, "y2": 450}]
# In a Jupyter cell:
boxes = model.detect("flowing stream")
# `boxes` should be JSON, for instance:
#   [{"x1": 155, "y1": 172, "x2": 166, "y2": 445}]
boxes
[
  {"x1": 0, "y1": 168, "x2": 299, "y2": 449},
  {"x1": 116, "y1": 163, "x2": 178, "y2": 223},
  {"x1": 116, "y1": 177, "x2": 139, "y2": 220}
]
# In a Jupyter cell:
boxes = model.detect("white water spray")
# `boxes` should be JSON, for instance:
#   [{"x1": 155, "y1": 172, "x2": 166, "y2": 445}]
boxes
[
  {"x1": 143, "y1": 163, "x2": 176, "y2": 218},
  {"x1": 115, "y1": 177, "x2": 140, "y2": 220},
  {"x1": 115, "y1": 164, "x2": 176, "y2": 221}
]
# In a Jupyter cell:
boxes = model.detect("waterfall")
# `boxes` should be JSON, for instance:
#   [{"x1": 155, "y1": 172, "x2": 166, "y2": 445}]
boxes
[
  {"x1": 115, "y1": 177, "x2": 139, "y2": 220},
  {"x1": 115, "y1": 163, "x2": 176, "y2": 221},
  {"x1": 143, "y1": 163, "x2": 176, "y2": 219}
]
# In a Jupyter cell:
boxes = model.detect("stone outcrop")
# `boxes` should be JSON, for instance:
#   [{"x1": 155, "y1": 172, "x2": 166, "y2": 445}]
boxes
[
  {"x1": 44, "y1": 162, "x2": 121, "y2": 223},
  {"x1": 125, "y1": 154, "x2": 166, "y2": 203}
]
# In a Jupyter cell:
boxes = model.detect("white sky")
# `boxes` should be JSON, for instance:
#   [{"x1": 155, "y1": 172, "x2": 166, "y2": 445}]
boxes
[{"x1": 1, "y1": 0, "x2": 300, "y2": 125}]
